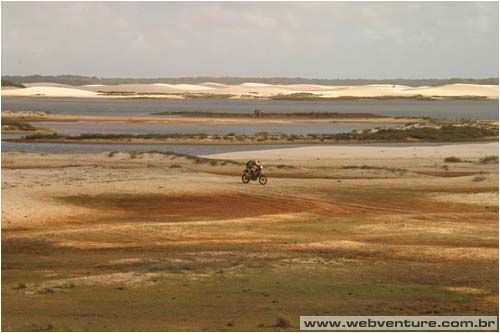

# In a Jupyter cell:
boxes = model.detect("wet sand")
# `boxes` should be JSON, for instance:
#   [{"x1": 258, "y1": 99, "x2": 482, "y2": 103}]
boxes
[{"x1": 207, "y1": 142, "x2": 499, "y2": 160}]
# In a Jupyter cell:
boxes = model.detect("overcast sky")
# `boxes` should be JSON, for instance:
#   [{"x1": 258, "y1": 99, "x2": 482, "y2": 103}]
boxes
[{"x1": 2, "y1": 1, "x2": 498, "y2": 79}]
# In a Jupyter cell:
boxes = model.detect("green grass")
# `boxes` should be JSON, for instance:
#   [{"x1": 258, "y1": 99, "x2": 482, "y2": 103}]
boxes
[{"x1": 2, "y1": 246, "x2": 484, "y2": 331}]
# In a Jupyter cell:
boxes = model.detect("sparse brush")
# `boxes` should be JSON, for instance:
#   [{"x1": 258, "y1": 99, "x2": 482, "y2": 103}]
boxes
[
  {"x1": 274, "y1": 317, "x2": 291, "y2": 328},
  {"x1": 342, "y1": 165, "x2": 401, "y2": 172},
  {"x1": 129, "y1": 152, "x2": 140, "y2": 159},
  {"x1": 2, "y1": 120, "x2": 36, "y2": 131},
  {"x1": 24, "y1": 133, "x2": 61, "y2": 139},
  {"x1": 275, "y1": 164, "x2": 295, "y2": 169},
  {"x1": 181, "y1": 93, "x2": 234, "y2": 99},
  {"x1": 20, "y1": 124, "x2": 497, "y2": 146},
  {"x1": 472, "y1": 175, "x2": 486, "y2": 182},
  {"x1": 479, "y1": 155, "x2": 498, "y2": 164},
  {"x1": 13, "y1": 283, "x2": 27, "y2": 290},
  {"x1": 444, "y1": 156, "x2": 461, "y2": 163}
]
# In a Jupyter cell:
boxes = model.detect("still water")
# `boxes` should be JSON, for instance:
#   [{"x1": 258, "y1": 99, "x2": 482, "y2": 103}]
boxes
[
  {"x1": 3, "y1": 97, "x2": 498, "y2": 120},
  {"x1": 1, "y1": 142, "x2": 308, "y2": 155}
]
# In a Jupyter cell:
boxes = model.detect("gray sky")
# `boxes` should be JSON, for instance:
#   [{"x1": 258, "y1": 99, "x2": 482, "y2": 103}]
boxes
[{"x1": 2, "y1": 1, "x2": 498, "y2": 79}]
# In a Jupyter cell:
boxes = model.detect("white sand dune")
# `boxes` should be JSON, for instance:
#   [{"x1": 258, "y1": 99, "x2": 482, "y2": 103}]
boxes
[
  {"x1": 81, "y1": 84, "x2": 184, "y2": 94},
  {"x1": 280, "y1": 84, "x2": 340, "y2": 91},
  {"x1": 205, "y1": 142, "x2": 499, "y2": 161},
  {"x1": 2, "y1": 86, "x2": 99, "y2": 97},
  {"x1": 317, "y1": 85, "x2": 407, "y2": 98},
  {"x1": 153, "y1": 83, "x2": 216, "y2": 91},
  {"x1": 3, "y1": 82, "x2": 498, "y2": 99},
  {"x1": 199, "y1": 82, "x2": 229, "y2": 88},
  {"x1": 1, "y1": 86, "x2": 22, "y2": 90},
  {"x1": 216, "y1": 85, "x2": 293, "y2": 96},
  {"x1": 240, "y1": 82, "x2": 273, "y2": 87},
  {"x1": 152, "y1": 83, "x2": 176, "y2": 87},
  {"x1": 401, "y1": 84, "x2": 499, "y2": 98},
  {"x1": 172, "y1": 84, "x2": 215, "y2": 91}
]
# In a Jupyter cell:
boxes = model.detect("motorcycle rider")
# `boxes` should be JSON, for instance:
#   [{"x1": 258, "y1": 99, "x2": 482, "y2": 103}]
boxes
[
  {"x1": 245, "y1": 160, "x2": 255, "y2": 175},
  {"x1": 242, "y1": 160, "x2": 267, "y2": 185},
  {"x1": 245, "y1": 160, "x2": 263, "y2": 177},
  {"x1": 252, "y1": 160, "x2": 263, "y2": 176}
]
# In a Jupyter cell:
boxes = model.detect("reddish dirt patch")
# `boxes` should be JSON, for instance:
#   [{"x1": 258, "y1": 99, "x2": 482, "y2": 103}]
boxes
[{"x1": 58, "y1": 193, "x2": 329, "y2": 223}]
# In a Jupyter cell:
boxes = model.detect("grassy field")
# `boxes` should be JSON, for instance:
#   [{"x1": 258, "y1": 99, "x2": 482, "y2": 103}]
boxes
[{"x1": 2, "y1": 150, "x2": 498, "y2": 331}]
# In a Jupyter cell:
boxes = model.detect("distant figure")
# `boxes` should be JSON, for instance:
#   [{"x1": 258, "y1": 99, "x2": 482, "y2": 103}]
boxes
[{"x1": 254, "y1": 109, "x2": 264, "y2": 117}]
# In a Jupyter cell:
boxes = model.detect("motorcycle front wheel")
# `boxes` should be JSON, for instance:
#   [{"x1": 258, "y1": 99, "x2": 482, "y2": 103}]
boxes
[{"x1": 258, "y1": 175, "x2": 268, "y2": 185}]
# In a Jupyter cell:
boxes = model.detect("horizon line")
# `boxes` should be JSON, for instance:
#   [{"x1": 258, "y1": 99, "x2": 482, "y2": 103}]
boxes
[{"x1": 3, "y1": 74, "x2": 499, "y2": 81}]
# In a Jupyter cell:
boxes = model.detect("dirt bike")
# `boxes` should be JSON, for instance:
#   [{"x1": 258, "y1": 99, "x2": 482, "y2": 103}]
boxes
[{"x1": 242, "y1": 168, "x2": 268, "y2": 185}]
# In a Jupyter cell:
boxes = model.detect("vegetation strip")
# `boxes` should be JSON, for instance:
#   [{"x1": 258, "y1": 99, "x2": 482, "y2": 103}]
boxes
[
  {"x1": 3, "y1": 74, "x2": 498, "y2": 86},
  {"x1": 150, "y1": 111, "x2": 387, "y2": 118},
  {"x1": 17, "y1": 124, "x2": 499, "y2": 144}
]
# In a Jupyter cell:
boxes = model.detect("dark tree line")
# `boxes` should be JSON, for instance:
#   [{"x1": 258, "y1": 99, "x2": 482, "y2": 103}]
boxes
[{"x1": 2, "y1": 75, "x2": 498, "y2": 87}]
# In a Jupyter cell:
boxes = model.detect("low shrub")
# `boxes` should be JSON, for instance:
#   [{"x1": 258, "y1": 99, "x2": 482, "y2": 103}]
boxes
[
  {"x1": 472, "y1": 175, "x2": 486, "y2": 182},
  {"x1": 479, "y1": 155, "x2": 498, "y2": 164},
  {"x1": 2, "y1": 120, "x2": 36, "y2": 131},
  {"x1": 444, "y1": 156, "x2": 462, "y2": 163},
  {"x1": 274, "y1": 317, "x2": 291, "y2": 328}
]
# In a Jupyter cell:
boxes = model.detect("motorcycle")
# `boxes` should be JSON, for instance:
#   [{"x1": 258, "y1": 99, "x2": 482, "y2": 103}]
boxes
[{"x1": 242, "y1": 167, "x2": 268, "y2": 185}]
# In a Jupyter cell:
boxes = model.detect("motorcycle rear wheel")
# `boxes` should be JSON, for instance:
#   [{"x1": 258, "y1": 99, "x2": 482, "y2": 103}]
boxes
[{"x1": 242, "y1": 174, "x2": 250, "y2": 184}]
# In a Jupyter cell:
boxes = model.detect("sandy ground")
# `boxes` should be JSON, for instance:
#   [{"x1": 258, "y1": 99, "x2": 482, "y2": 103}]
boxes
[
  {"x1": 206, "y1": 142, "x2": 499, "y2": 160},
  {"x1": 2, "y1": 86, "x2": 100, "y2": 98},
  {"x1": 3, "y1": 82, "x2": 498, "y2": 99},
  {"x1": 2, "y1": 144, "x2": 498, "y2": 331}
]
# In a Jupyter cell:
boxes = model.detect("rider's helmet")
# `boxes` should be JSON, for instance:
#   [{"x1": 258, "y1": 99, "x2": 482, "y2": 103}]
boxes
[{"x1": 255, "y1": 160, "x2": 261, "y2": 165}]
